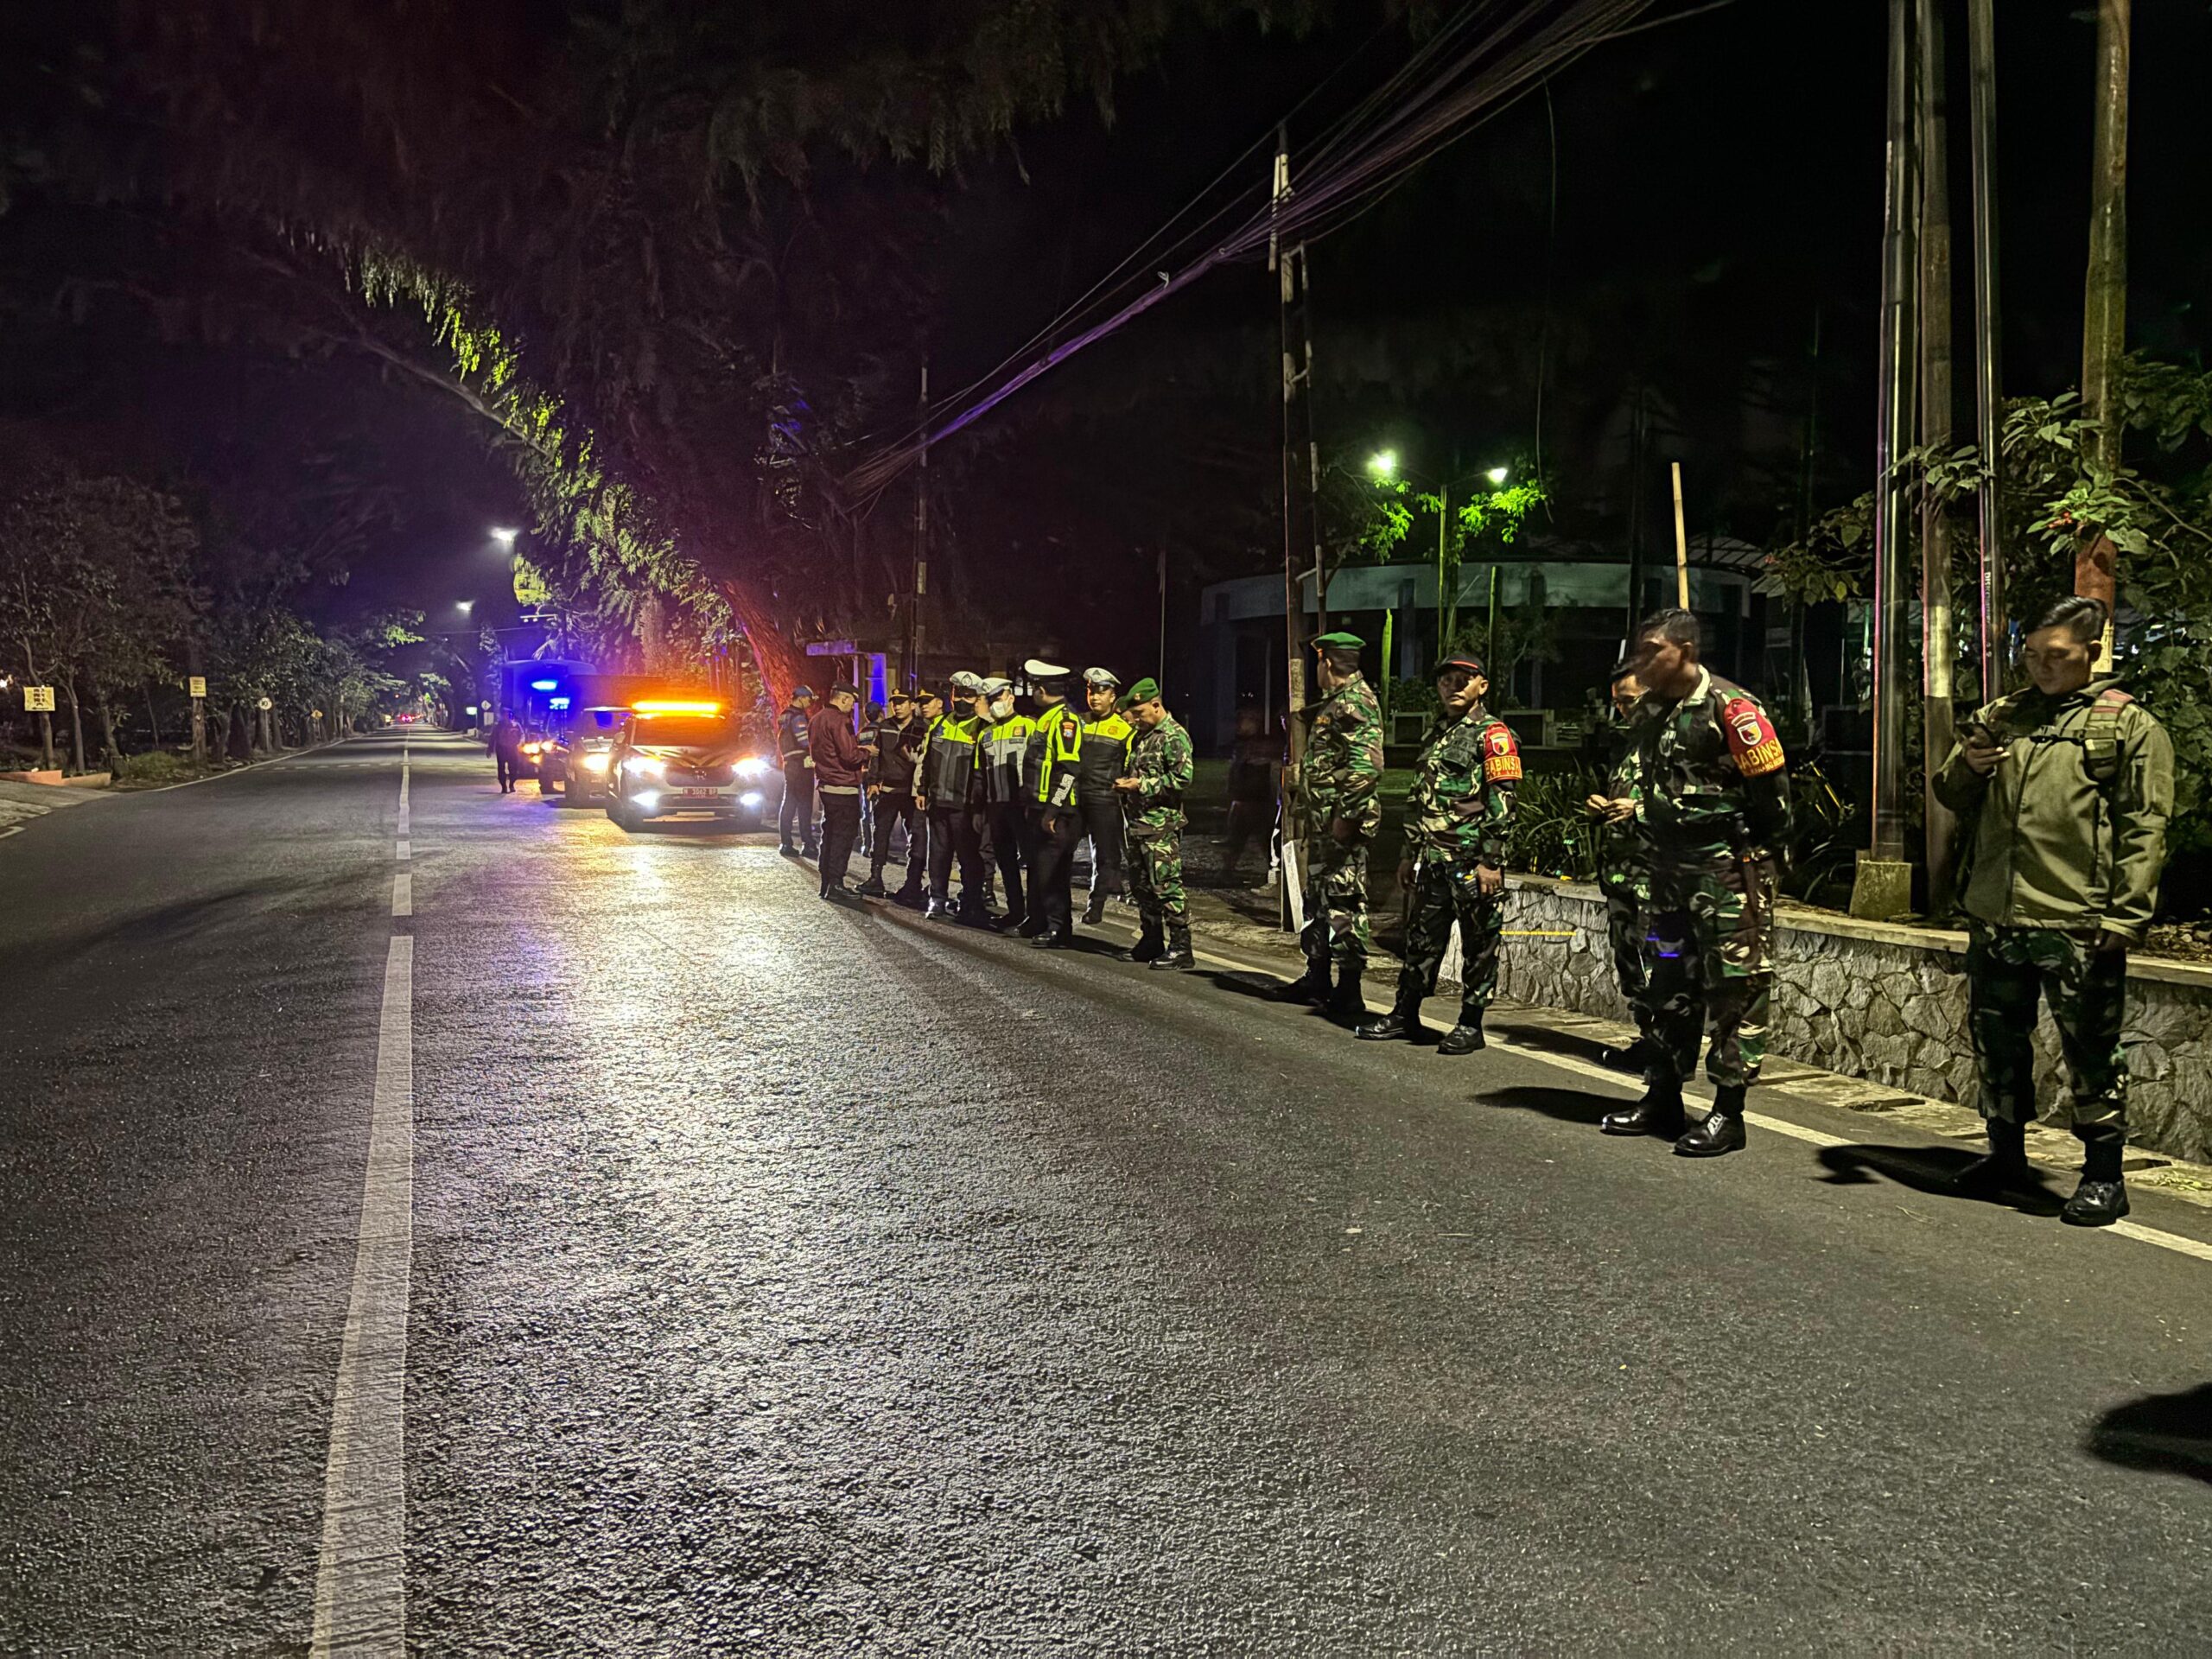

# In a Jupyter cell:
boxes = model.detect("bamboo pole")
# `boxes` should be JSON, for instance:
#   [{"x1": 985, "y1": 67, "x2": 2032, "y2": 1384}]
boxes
[
  {"x1": 1919, "y1": 0, "x2": 1960, "y2": 915},
  {"x1": 1967, "y1": 0, "x2": 2005, "y2": 702},
  {"x1": 2077, "y1": 0, "x2": 2129, "y2": 671},
  {"x1": 1669, "y1": 462, "x2": 1689, "y2": 609}
]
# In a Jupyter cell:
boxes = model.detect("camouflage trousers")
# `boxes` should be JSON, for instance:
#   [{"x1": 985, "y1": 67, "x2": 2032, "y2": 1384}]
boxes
[
  {"x1": 1966, "y1": 921, "x2": 2129, "y2": 1135},
  {"x1": 1397, "y1": 857, "x2": 1504, "y2": 1016},
  {"x1": 1645, "y1": 850, "x2": 1777, "y2": 1089},
  {"x1": 1299, "y1": 832, "x2": 1372, "y2": 969},
  {"x1": 1599, "y1": 875, "x2": 1656, "y2": 1039},
  {"x1": 1126, "y1": 819, "x2": 1187, "y2": 932}
]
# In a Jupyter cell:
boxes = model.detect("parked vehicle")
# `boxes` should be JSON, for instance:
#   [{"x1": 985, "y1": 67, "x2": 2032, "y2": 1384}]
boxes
[{"x1": 540, "y1": 706, "x2": 629, "y2": 804}]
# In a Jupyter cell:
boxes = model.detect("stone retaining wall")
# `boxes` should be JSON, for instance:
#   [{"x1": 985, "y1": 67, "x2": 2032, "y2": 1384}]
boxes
[{"x1": 1492, "y1": 877, "x2": 2212, "y2": 1163}]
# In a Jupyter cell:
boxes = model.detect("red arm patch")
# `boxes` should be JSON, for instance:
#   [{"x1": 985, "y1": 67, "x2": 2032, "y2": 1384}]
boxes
[
  {"x1": 1481, "y1": 722, "x2": 1522, "y2": 783},
  {"x1": 1723, "y1": 696, "x2": 1786, "y2": 777}
]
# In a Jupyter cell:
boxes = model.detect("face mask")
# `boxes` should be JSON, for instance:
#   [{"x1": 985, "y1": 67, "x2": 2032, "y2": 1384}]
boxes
[{"x1": 991, "y1": 695, "x2": 1014, "y2": 719}]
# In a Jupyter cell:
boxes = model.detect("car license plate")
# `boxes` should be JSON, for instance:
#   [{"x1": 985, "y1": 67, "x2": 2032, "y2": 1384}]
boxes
[{"x1": 678, "y1": 787, "x2": 721, "y2": 798}]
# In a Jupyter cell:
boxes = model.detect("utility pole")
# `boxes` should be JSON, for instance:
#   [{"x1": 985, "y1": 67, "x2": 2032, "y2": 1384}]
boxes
[
  {"x1": 1624, "y1": 385, "x2": 1647, "y2": 649},
  {"x1": 1274, "y1": 124, "x2": 1323, "y2": 929},
  {"x1": 1853, "y1": 0, "x2": 1919, "y2": 921},
  {"x1": 1919, "y1": 0, "x2": 1959, "y2": 914},
  {"x1": 908, "y1": 359, "x2": 928, "y2": 688},
  {"x1": 2078, "y1": 0, "x2": 2129, "y2": 671},
  {"x1": 1967, "y1": 0, "x2": 2005, "y2": 703}
]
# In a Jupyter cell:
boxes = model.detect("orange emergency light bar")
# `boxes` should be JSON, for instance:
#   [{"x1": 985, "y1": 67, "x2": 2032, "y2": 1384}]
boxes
[{"x1": 632, "y1": 699, "x2": 723, "y2": 715}]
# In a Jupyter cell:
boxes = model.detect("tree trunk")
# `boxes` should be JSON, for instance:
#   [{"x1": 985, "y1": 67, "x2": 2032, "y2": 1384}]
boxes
[
  {"x1": 97, "y1": 686, "x2": 122, "y2": 771},
  {"x1": 2078, "y1": 0, "x2": 2129, "y2": 667},
  {"x1": 1920, "y1": 0, "x2": 1960, "y2": 916},
  {"x1": 63, "y1": 678, "x2": 86, "y2": 774},
  {"x1": 144, "y1": 681, "x2": 163, "y2": 746}
]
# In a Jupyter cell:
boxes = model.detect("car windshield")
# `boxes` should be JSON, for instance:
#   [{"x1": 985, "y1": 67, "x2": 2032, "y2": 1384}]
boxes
[{"x1": 631, "y1": 715, "x2": 737, "y2": 748}]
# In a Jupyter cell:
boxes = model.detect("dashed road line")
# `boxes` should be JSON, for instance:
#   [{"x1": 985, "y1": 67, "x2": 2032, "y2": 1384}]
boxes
[
  {"x1": 309, "y1": 932, "x2": 414, "y2": 1656},
  {"x1": 391, "y1": 873, "x2": 412, "y2": 918}
]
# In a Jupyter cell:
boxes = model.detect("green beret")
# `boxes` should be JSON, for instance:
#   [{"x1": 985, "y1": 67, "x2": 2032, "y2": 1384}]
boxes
[
  {"x1": 1119, "y1": 676, "x2": 1161, "y2": 707},
  {"x1": 1309, "y1": 631, "x2": 1364, "y2": 651}
]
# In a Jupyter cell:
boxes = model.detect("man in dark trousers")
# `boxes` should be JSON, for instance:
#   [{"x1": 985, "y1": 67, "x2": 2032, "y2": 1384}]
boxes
[
  {"x1": 915, "y1": 672, "x2": 990, "y2": 925},
  {"x1": 493, "y1": 709, "x2": 524, "y2": 793},
  {"x1": 1020, "y1": 660, "x2": 1085, "y2": 948},
  {"x1": 777, "y1": 684, "x2": 817, "y2": 858},
  {"x1": 809, "y1": 683, "x2": 871, "y2": 899},
  {"x1": 1076, "y1": 668, "x2": 1134, "y2": 925},
  {"x1": 860, "y1": 689, "x2": 925, "y2": 903}
]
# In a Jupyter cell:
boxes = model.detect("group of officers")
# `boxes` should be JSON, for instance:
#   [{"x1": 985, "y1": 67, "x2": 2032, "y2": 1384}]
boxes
[
  {"x1": 766, "y1": 592, "x2": 2173, "y2": 1230},
  {"x1": 774, "y1": 662, "x2": 1200, "y2": 964}
]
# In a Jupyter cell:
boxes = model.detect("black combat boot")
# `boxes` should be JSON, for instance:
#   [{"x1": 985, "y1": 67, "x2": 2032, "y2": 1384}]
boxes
[
  {"x1": 1355, "y1": 983, "x2": 1424, "y2": 1042},
  {"x1": 1324, "y1": 967, "x2": 1366, "y2": 1024},
  {"x1": 1950, "y1": 1116, "x2": 2031, "y2": 1197},
  {"x1": 924, "y1": 897, "x2": 956, "y2": 923},
  {"x1": 1028, "y1": 927, "x2": 1072, "y2": 950},
  {"x1": 1272, "y1": 962, "x2": 1332, "y2": 1004},
  {"x1": 1437, "y1": 1007, "x2": 1486, "y2": 1055},
  {"x1": 1601, "y1": 1076, "x2": 1687, "y2": 1139},
  {"x1": 1122, "y1": 922, "x2": 1165, "y2": 963},
  {"x1": 1082, "y1": 888, "x2": 1108, "y2": 926},
  {"x1": 857, "y1": 874, "x2": 887, "y2": 898},
  {"x1": 1150, "y1": 924, "x2": 1194, "y2": 970},
  {"x1": 2061, "y1": 1129, "x2": 2130, "y2": 1227},
  {"x1": 956, "y1": 898, "x2": 995, "y2": 929},
  {"x1": 1675, "y1": 1084, "x2": 1749, "y2": 1158}
]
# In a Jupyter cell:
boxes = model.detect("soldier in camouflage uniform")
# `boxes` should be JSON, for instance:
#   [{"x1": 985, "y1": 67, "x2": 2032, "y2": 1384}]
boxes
[
  {"x1": 1934, "y1": 595, "x2": 2174, "y2": 1227},
  {"x1": 1355, "y1": 655, "x2": 1519, "y2": 1054},
  {"x1": 1275, "y1": 631, "x2": 1386, "y2": 1020},
  {"x1": 1599, "y1": 609, "x2": 1791, "y2": 1158},
  {"x1": 1586, "y1": 664, "x2": 1657, "y2": 1066},
  {"x1": 1113, "y1": 678, "x2": 1197, "y2": 969}
]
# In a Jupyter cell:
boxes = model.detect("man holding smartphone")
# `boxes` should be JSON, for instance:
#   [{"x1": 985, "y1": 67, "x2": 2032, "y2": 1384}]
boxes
[{"x1": 1935, "y1": 595, "x2": 2175, "y2": 1226}]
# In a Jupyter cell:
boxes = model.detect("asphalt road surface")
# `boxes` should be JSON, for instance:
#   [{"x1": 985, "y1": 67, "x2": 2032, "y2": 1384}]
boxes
[{"x1": 3, "y1": 731, "x2": 2208, "y2": 1656}]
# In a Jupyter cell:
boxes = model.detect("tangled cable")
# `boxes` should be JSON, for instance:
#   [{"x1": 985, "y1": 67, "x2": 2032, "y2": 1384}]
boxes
[{"x1": 843, "y1": 0, "x2": 1672, "y2": 504}]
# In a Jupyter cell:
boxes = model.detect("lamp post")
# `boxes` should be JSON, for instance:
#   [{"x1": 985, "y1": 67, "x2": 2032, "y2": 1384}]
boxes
[{"x1": 1365, "y1": 452, "x2": 1510, "y2": 670}]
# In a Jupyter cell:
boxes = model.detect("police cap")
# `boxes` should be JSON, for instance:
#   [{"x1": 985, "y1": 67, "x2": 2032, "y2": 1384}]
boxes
[{"x1": 1083, "y1": 666, "x2": 1122, "y2": 689}]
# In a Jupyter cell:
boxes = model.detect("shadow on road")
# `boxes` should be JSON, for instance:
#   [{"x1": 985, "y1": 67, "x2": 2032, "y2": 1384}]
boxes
[
  {"x1": 1192, "y1": 968, "x2": 1298, "y2": 1002},
  {"x1": 1478, "y1": 1084, "x2": 1619, "y2": 1127},
  {"x1": 1486, "y1": 1017, "x2": 1639, "y2": 1073},
  {"x1": 2086, "y1": 1383, "x2": 2212, "y2": 1484},
  {"x1": 1814, "y1": 1142, "x2": 2067, "y2": 1217}
]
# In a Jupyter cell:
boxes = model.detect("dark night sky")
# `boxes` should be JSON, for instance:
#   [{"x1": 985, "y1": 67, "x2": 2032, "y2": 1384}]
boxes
[{"x1": 4, "y1": 0, "x2": 2208, "y2": 647}]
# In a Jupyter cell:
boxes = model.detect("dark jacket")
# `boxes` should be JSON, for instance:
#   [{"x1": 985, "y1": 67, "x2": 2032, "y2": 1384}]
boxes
[
  {"x1": 917, "y1": 714, "x2": 982, "y2": 809},
  {"x1": 778, "y1": 704, "x2": 812, "y2": 767},
  {"x1": 810, "y1": 709, "x2": 868, "y2": 791},
  {"x1": 868, "y1": 715, "x2": 924, "y2": 791}
]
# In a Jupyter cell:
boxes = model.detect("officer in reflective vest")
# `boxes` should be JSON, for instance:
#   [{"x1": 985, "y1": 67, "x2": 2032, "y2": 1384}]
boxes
[
  {"x1": 915, "y1": 671, "x2": 990, "y2": 925},
  {"x1": 1077, "y1": 668, "x2": 1135, "y2": 925},
  {"x1": 976, "y1": 675, "x2": 1037, "y2": 932},
  {"x1": 1021, "y1": 659, "x2": 1087, "y2": 948}
]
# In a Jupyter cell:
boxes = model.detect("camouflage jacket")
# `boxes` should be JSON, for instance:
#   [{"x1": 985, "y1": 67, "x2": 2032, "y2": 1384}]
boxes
[
  {"x1": 1404, "y1": 704, "x2": 1520, "y2": 865},
  {"x1": 1596, "y1": 720, "x2": 1653, "y2": 898},
  {"x1": 1298, "y1": 672, "x2": 1385, "y2": 836},
  {"x1": 1122, "y1": 713, "x2": 1194, "y2": 838},
  {"x1": 1635, "y1": 669, "x2": 1792, "y2": 862}
]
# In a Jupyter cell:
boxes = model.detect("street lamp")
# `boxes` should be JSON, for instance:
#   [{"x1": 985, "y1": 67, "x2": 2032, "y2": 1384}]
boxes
[
  {"x1": 1366, "y1": 450, "x2": 1399, "y2": 480},
  {"x1": 1486, "y1": 466, "x2": 1510, "y2": 486},
  {"x1": 456, "y1": 600, "x2": 474, "y2": 617},
  {"x1": 491, "y1": 526, "x2": 519, "y2": 548}
]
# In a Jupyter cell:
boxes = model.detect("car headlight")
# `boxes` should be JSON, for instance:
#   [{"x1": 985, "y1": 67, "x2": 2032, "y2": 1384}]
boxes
[
  {"x1": 623, "y1": 755, "x2": 665, "y2": 779},
  {"x1": 520, "y1": 741, "x2": 543, "y2": 756},
  {"x1": 581, "y1": 752, "x2": 612, "y2": 774},
  {"x1": 734, "y1": 756, "x2": 771, "y2": 779}
]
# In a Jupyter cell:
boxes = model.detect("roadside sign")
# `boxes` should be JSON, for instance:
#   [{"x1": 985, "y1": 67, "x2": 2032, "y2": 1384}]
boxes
[
  {"x1": 257, "y1": 696, "x2": 273, "y2": 711},
  {"x1": 311, "y1": 708, "x2": 324, "y2": 719},
  {"x1": 23, "y1": 685, "x2": 54, "y2": 713},
  {"x1": 188, "y1": 676, "x2": 207, "y2": 698},
  {"x1": 804, "y1": 640, "x2": 857, "y2": 656}
]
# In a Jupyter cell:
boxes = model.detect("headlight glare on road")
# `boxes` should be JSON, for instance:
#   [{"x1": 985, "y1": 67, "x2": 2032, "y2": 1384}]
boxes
[
  {"x1": 734, "y1": 756, "x2": 772, "y2": 779},
  {"x1": 623, "y1": 755, "x2": 664, "y2": 779}
]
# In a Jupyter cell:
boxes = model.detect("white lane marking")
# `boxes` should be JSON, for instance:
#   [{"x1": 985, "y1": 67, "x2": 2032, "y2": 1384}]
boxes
[
  {"x1": 2107, "y1": 1219, "x2": 2212, "y2": 1262},
  {"x1": 310, "y1": 934, "x2": 414, "y2": 1656},
  {"x1": 391, "y1": 873, "x2": 411, "y2": 918},
  {"x1": 395, "y1": 842, "x2": 410, "y2": 862}
]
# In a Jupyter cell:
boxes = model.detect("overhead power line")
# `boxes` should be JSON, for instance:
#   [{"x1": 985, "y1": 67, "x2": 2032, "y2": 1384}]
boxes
[{"x1": 845, "y1": 0, "x2": 1685, "y2": 502}]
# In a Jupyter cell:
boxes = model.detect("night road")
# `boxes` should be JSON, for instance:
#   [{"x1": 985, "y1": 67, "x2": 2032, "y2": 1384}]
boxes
[{"x1": 3, "y1": 733, "x2": 2209, "y2": 1656}]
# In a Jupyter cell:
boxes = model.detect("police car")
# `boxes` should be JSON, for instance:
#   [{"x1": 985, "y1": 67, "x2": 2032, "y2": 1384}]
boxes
[
  {"x1": 541, "y1": 705, "x2": 629, "y2": 804},
  {"x1": 604, "y1": 700, "x2": 780, "y2": 830}
]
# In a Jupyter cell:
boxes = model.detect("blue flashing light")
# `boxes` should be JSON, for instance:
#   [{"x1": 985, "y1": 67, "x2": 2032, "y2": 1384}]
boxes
[
  {"x1": 531, "y1": 677, "x2": 560, "y2": 692},
  {"x1": 549, "y1": 696, "x2": 572, "y2": 710}
]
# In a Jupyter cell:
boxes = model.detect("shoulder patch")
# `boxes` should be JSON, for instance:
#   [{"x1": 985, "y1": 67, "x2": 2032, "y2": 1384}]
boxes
[
  {"x1": 1722, "y1": 695, "x2": 1785, "y2": 777},
  {"x1": 1481, "y1": 721, "x2": 1522, "y2": 783}
]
